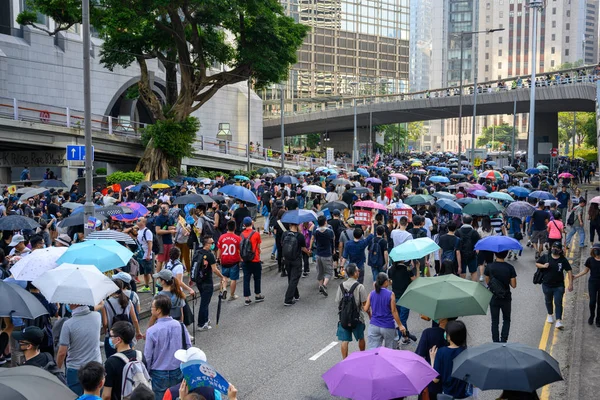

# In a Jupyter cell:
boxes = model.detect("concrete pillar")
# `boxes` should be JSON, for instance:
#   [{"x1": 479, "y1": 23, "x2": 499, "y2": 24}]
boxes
[
  {"x1": 533, "y1": 112, "x2": 559, "y2": 166},
  {"x1": 0, "y1": 168, "x2": 11, "y2": 184},
  {"x1": 60, "y1": 167, "x2": 79, "y2": 190}
]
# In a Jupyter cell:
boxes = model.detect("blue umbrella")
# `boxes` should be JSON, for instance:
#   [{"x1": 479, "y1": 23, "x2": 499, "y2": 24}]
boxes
[
  {"x1": 71, "y1": 205, "x2": 102, "y2": 215},
  {"x1": 460, "y1": 169, "x2": 472, "y2": 175},
  {"x1": 281, "y1": 209, "x2": 318, "y2": 225},
  {"x1": 426, "y1": 166, "x2": 438, "y2": 170},
  {"x1": 326, "y1": 174, "x2": 338, "y2": 180},
  {"x1": 475, "y1": 236, "x2": 523, "y2": 252},
  {"x1": 233, "y1": 175, "x2": 250, "y2": 181},
  {"x1": 457, "y1": 197, "x2": 475, "y2": 205},
  {"x1": 56, "y1": 240, "x2": 133, "y2": 272},
  {"x1": 508, "y1": 186, "x2": 531, "y2": 197},
  {"x1": 437, "y1": 167, "x2": 451, "y2": 174},
  {"x1": 389, "y1": 237, "x2": 440, "y2": 262},
  {"x1": 528, "y1": 191, "x2": 555, "y2": 200},
  {"x1": 525, "y1": 168, "x2": 540, "y2": 175},
  {"x1": 357, "y1": 168, "x2": 369, "y2": 177},
  {"x1": 436, "y1": 199, "x2": 463, "y2": 214},
  {"x1": 472, "y1": 190, "x2": 490, "y2": 197},
  {"x1": 430, "y1": 176, "x2": 450, "y2": 183},
  {"x1": 274, "y1": 175, "x2": 299, "y2": 184},
  {"x1": 218, "y1": 185, "x2": 259, "y2": 205},
  {"x1": 485, "y1": 161, "x2": 497, "y2": 166},
  {"x1": 297, "y1": 171, "x2": 310, "y2": 176}
]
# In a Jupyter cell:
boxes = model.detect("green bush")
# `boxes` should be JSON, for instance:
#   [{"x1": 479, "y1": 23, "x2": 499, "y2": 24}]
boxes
[
  {"x1": 95, "y1": 167, "x2": 107, "y2": 175},
  {"x1": 106, "y1": 171, "x2": 146, "y2": 185},
  {"x1": 574, "y1": 148, "x2": 598, "y2": 162}
]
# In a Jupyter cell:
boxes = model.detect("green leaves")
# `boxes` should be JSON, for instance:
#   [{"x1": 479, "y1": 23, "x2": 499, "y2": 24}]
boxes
[
  {"x1": 476, "y1": 124, "x2": 514, "y2": 149},
  {"x1": 106, "y1": 171, "x2": 146, "y2": 185},
  {"x1": 141, "y1": 117, "x2": 199, "y2": 163}
]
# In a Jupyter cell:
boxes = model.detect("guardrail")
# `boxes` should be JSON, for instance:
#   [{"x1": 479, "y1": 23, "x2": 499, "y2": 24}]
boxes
[{"x1": 263, "y1": 64, "x2": 600, "y2": 120}]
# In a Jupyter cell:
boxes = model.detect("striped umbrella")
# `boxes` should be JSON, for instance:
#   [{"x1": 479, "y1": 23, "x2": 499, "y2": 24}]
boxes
[
  {"x1": 85, "y1": 230, "x2": 136, "y2": 245},
  {"x1": 480, "y1": 170, "x2": 502, "y2": 180},
  {"x1": 505, "y1": 201, "x2": 536, "y2": 218}
]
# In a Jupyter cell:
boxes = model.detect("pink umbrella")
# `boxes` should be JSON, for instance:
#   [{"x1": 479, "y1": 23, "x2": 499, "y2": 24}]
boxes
[
  {"x1": 467, "y1": 184, "x2": 486, "y2": 192},
  {"x1": 365, "y1": 177, "x2": 383, "y2": 184},
  {"x1": 558, "y1": 172, "x2": 574, "y2": 178},
  {"x1": 390, "y1": 173, "x2": 409, "y2": 181},
  {"x1": 355, "y1": 200, "x2": 387, "y2": 211},
  {"x1": 590, "y1": 196, "x2": 600, "y2": 205}
]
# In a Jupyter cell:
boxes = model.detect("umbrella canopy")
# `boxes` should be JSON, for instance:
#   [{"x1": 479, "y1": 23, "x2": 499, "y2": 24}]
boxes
[
  {"x1": 85, "y1": 230, "x2": 137, "y2": 245},
  {"x1": 348, "y1": 187, "x2": 372, "y2": 195},
  {"x1": 403, "y1": 194, "x2": 434, "y2": 206},
  {"x1": 173, "y1": 194, "x2": 213, "y2": 205},
  {"x1": 261, "y1": 173, "x2": 276, "y2": 179},
  {"x1": 480, "y1": 170, "x2": 502, "y2": 180},
  {"x1": 151, "y1": 183, "x2": 170, "y2": 189},
  {"x1": 390, "y1": 173, "x2": 409, "y2": 181},
  {"x1": 354, "y1": 200, "x2": 387, "y2": 211},
  {"x1": 274, "y1": 175, "x2": 299, "y2": 184},
  {"x1": 111, "y1": 202, "x2": 149, "y2": 222},
  {"x1": 61, "y1": 202, "x2": 83, "y2": 210},
  {"x1": 233, "y1": 175, "x2": 249, "y2": 181},
  {"x1": 471, "y1": 189, "x2": 490, "y2": 198},
  {"x1": 436, "y1": 199, "x2": 463, "y2": 214},
  {"x1": 322, "y1": 347, "x2": 438, "y2": 400},
  {"x1": 58, "y1": 213, "x2": 107, "y2": 228},
  {"x1": 0, "y1": 215, "x2": 40, "y2": 231},
  {"x1": 218, "y1": 185, "x2": 258, "y2": 205},
  {"x1": 33, "y1": 264, "x2": 119, "y2": 306},
  {"x1": 558, "y1": 172, "x2": 574, "y2": 178},
  {"x1": 0, "y1": 281, "x2": 49, "y2": 319},
  {"x1": 389, "y1": 237, "x2": 440, "y2": 262},
  {"x1": 462, "y1": 200, "x2": 504, "y2": 216},
  {"x1": 302, "y1": 185, "x2": 327, "y2": 194},
  {"x1": 590, "y1": 196, "x2": 600, "y2": 205},
  {"x1": 57, "y1": 240, "x2": 133, "y2": 272},
  {"x1": 452, "y1": 342, "x2": 562, "y2": 392},
  {"x1": 322, "y1": 201, "x2": 349, "y2": 212},
  {"x1": 528, "y1": 191, "x2": 556, "y2": 200},
  {"x1": 398, "y1": 274, "x2": 492, "y2": 320},
  {"x1": 356, "y1": 168, "x2": 369, "y2": 177},
  {"x1": 412, "y1": 169, "x2": 427, "y2": 175},
  {"x1": 95, "y1": 205, "x2": 133, "y2": 217},
  {"x1": 0, "y1": 366, "x2": 77, "y2": 400},
  {"x1": 485, "y1": 192, "x2": 515, "y2": 202},
  {"x1": 432, "y1": 192, "x2": 457, "y2": 201},
  {"x1": 39, "y1": 179, "x2": 67, "y2": 188},
  {"x1": 429, "y1": 176, "x2": 450, "y2": 183},
  {"x1": 19, "y1": 187, "x2": 48, "y2": 200},
  {"x1": 502, "y1": 166, "x2": 516, "y2": 172},
  {"x1": 257, "y1": 167, "x2": 277, "y2": 174},
  {"x1": 280, "y1": 209, "x2": 318, "y2": 225},
  {"x1": 508, "y1": 186, "x2": 531, "y2": 197},
  {"x1": 154, "y1": 179, "x2": 177, "y2": 187},
  {"x1": 537, "y1": 165, "x2": 549, "y2": 170},
  {"x1": 505, "y1": 201, "x2": 536, "y2": 218},
  {"x1": 475, "y1": 236, "x2": 523, "y2": 252},
  {"x1": 449, "y1": 173, "x2": 467, "y2": 180},
  {"x1": 525, "y1": 168, "x2": 540, "y2": 175},
  {"x1": 9, "y1": 247, "x2": 68, "y2": 281},
  {"x1": 365, "y1": 177, "x2": 382, "y2": 184},
  {"x1": 331, "y1": 178, "x2": 351, "y2": 186},
  {"x1": 485, "y1": 161, "x2": 497, "y2": 166}
]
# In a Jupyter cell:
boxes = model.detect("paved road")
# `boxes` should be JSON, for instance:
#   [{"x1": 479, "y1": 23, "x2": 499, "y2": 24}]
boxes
[{"x1": 138, "y1": 242, "x2": 551, "y2": 400}]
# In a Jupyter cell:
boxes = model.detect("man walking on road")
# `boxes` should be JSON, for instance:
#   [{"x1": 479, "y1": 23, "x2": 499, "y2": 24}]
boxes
[
  {"x1": 556, "y1": 186, "x2": 571, "y2": 219},
  {"x1": 335, "y1": 264, "x2": 368, "y2": 359},
  {"x1": 282, "y1": 223, "x2": 307, "y2": 306},
  {"x1": 484, "y1": 251, "x2": 517, "y2": 342},
  {"x1": 530, "y1": 201, "x2": 550, "y2": 259},
  {"x1": 240, "y1": 217, "x2": 265, "y2": 306},
  {"x1": 312, "y1": 215, "x2": 335, "y2": 297},
  {"x1": 341, "y1": 215, "x2": 375, "y2": 284},
  {"x1": 455, "y1": 216, "x2": 481, "y2": 280},
  {"x1": 137, "y1": 217, "x2": 155, "y2": 293},
  {"x1": 566, "y1": 198, "x2": 587, "y2": 250},
  {"x1": 217, "y1": 220, "x2": 242, "y2": 301}
]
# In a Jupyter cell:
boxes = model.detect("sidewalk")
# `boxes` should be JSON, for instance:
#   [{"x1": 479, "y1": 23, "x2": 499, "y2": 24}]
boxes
[{"x1": 136, "y1": 232, "x2": 278, "y2": 320}]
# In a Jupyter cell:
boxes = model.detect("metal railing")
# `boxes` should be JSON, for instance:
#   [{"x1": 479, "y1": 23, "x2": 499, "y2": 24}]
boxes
[
  {"x1": 0, "y1": 96, "x2": 145, "y2": 137},
  {"x1": 263, "y1": 64, "x2": 600, "y2": 120}
]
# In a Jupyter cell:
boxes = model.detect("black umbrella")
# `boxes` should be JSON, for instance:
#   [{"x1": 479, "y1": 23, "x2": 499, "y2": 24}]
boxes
[
  {"x1": 449, "y1": 174, "x2": 466, "y2": 180},
  {"x1": 58, "y1": 213, "x2": 107, "y2": 228},
  {"x1": 173, "y1": 194, "x2": 213, "y2": 205},
  {"x1": 257, "y1": 167, "x2": 277, "y2": 174},
  {"x1": 39, "y1": 179, "x2": 67, "y2": 188},
  {"x1": 0, "y1": 281, "x2": 49, "y2": 319},
  {"x1": 451, "y1": 342, "x2": 563, "y2": 392},
  {"x1": 216, "y1": 289, "x2": 223, "y2": 327},
  {"x1": 210, "y1": 194, "x2": 226, "y2": 203},
  {"x1": 348, "y1": 187, "x2": 372, "y2": 195},
  {"x1": 96, "y1": 205, "x2": 133, "y2": 217},
  {"x1": 119, "y1": 180, "x2": 134, "y2": 187},
  {"x1": 331, "y1": 178, "x2": 351, "y2": 186},
  {"x1": 0, "y1": 366, "x2": 77, "y2": 399},
  {"x1": 0, "y1": 215, "x2": 40, "y2": 231},
  {"x1": 321, "y1": 201, "x2": 349, "y2": 212},
  {"x1": 274, "y1": 175, "x2": 299, "y2": 184}
]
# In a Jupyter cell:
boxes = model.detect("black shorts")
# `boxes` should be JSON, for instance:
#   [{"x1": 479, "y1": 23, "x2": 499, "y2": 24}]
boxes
[{"x1": 477, "y1": 250, "x2": 494, "y2": 266}]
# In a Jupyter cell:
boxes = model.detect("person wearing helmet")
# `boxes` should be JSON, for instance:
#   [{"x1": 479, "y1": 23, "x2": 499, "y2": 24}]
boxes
[{"x1": 535, "y1": 242, "x2": 574, "y2": 330}]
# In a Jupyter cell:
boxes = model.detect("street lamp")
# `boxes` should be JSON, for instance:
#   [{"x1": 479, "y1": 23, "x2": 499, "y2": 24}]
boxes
[
  {"x1": 527, "y1": 0, "x2": 544, "y2": 169},
  {"x1": 274, "y1": 83, "x2": 286, "y2": 170},
  {"x1": 82, "y1": 0, "x2": 95, "y2": 236},
  {"x1": 454, "y1": 28, "x2": 504, "y2": 161}
]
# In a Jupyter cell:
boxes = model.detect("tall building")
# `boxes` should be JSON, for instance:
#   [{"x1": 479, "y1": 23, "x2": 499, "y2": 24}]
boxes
[{"x1": 263, "y1": 0, "x2": 410, "y2": 118}]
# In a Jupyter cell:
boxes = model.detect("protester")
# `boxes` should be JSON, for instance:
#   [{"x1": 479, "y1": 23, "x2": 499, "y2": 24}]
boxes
[
  {"x1": 335, "y1": 264, "x2": 368, "y2": 359},
  {"x1": 282, "y1": 222, "x2": 307, "y2": 306},
  {"x1": 455, "y1": 216, "x2": 480, "y2": 280},
  {"x1": 484, "y1": 251, "x2": 517, "y2": 342},
  {"x1": 363, "y1": 272, "x2": 406, "y2": 349},
  {"x1": 341, "y1": 213, "x2": 375, "y2": 284},
  {"x1": 137, "y1": 217, "x2": 155, "y2": 293},
  {"x1": 77, "y1": 361, "x2": 105, "y2": 400},
  {"x1": 566, "y1": 198, "x2": 586, "y2": 250},
  {"x1": 388, "y1": 259, "x2": 417, "y2": 345},
  {"x1": 239, "y1": 217, "x2": 264, "y2": 306},
  {"x1": 573, "y1": 243, "x2": 600, "y2": 326},
  {"x1": 216, "y1": 220, "x2": 242, "y2": 301},
  {"x1": 312, "y1": 215, "x2": 335, "y2": 297}
]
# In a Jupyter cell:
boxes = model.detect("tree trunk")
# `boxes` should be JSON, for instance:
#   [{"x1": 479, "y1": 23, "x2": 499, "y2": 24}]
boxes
[{"x1": 135, "y1": 138, "x2": 170, "y2": 180}]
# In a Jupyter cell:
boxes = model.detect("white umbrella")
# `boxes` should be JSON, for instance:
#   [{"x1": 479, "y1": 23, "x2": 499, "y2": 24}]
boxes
[
  {"x1": 9, "y1": 247, "x2": 68, "y2": 281},
  {"x1": 32, "y1": 264, "x2": 118, "y2": 306},
  {"x1": 302, "y1": 185, "x2": 327, "y2": 195},
  {"x1": 19, "y1": 188, "x2": 48, "y2": 200},
  {"x1": 85, "y1": 230, "x2": 136, "y2": 245}
]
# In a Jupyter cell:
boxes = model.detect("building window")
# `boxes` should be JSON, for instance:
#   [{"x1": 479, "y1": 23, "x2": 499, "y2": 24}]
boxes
[
  {"x1": 485, "y1": 65, "x2": 489, "y2": 72},
  {"x1": 486, "y1": 2, "x2": 491, "y2": 10},
  {"x1": 565, "y1": 49, "x2": 569, "y2": 56},
  {"x1": 551, "y1": 47, "x2": 555, "y2": 54},
  {"x1": 485, "y1": 53, "x2": 489, "y2": 60},
  {"x1": 498, "y1": 49, "x2": 502, "y2": 56},
  {"x1": 499, "y1": 37, "x2": 503, "y2": 44},
  {"x1": 552, "y1": 21, "x2": 556, "y2": 28},
  {"x1": 551, "y1": 34, "x2": 555, "y2": 41},
  {"x1": 566, "y1": 23, "x2": 570, "y2": 30},
  {"x1": 486, "y1": 40, "x2": 490, "y2": 47},
  {"x1": 551, "y1": 60, "x2": 555, "y2": 67},
  {"x1": 486, "y1": 15, "x2": 491, "y2": 23},
  {"x1": 0, "y1": 0, "x2": 11, "y2": 35},
  {"x1": 499, "y1": 11, "x2": 504, "y2": 18},
  {"x1": 565, "y1": 36, "x2": 569, "y2": 43},
  {"x1": 498, "y1": 62, "x2": 502, "y2": 69},
  {"x1": 552, "y1": 7, "x2": 556, "y2": 15},
  {"x1": 21, "y1": 0, "x2": 47, "y2": 25},
  {"x1": 567, "y1": 10, "x2": 570, "y2": 17}
]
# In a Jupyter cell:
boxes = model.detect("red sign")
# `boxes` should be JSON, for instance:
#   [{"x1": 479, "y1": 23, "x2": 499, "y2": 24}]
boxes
[
  {"x1": 354, "y1": 210, "x2": 372, "y2": 226},
  {"x1": 392, "y1": 208, "x2": 413, "y2": 223},
  {"x1": 550, "y1": 148, "x2": 558, "y2": 157},
  {"x1": 39, "y1": 110, "x2": 50, "y2": 123}
]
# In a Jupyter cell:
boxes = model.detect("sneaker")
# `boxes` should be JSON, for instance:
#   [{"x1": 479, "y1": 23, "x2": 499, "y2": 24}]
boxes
[
  {"x1": 547, "y1": 315, "x2": 555, "y2": 324},
  {"x1": 322, "y1": 286, "x2": 328, "y2": 297},
  {"x1": 271, "y1": 253, "x2": 276, "y2": 260},
  {"x1": 319, "y1": 285, "x2": 325, "y2": 295},
  {"x1": 589, "y1": 316, "x2": 594, "y2": 325},
  {"x1": 555, "y1": 320, "x2": 564, "y2": 330},
  {"x1": 407, "y1": 332, "x2": 418, "y2": 342},
  {"x1": 596, "y1": 320, "x2": 600, "y2": 328},
  {"x1": 139, "y1": 286, "x2": 151, "y2": 293},
  {"x1": 0, "y1": 355, "x2": 5, "y2": 365},
  {"x1": 283, "y1": 300, "x2": 296, "y2": 306},
  {"x1": 479, "y1": 276, "x2": 484, "y2": 282},
  {"x1": 255, "y1": 294, "x2": 265, "y2": 303},
  {"x1": 228, "y1": 294, "x2": 239, "y2": 302},
  {"x1": 400, "y1": 337, "x2": 411, "y2": 346},
  {"x1": 245, "y1": 299, "x2": 252, "y2": 306},
  {"x1": 221, "y1": 290, "x2": 227, "y2": 300},
  {"x1": 197, "y1": 323, "x2": 212, "y2": 331},
  {"x1": 302, "y1": 272, "x2": 309, "y2": 278},
  {"x1": 294, "y1": 296, "x2": 300, "y2": 301}
]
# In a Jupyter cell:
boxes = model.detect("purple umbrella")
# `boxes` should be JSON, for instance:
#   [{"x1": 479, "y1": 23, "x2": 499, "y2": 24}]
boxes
[
  {"x1": 111, "y1": 202, "x2": 149, "y2": 222},
  {"x1": 365, "y1": 177, "x2": 382, "y2": 184},
  {"x1": 322, "y1": 347, "x2": 438, "y2": 400},
  {"x1": 467, "y1": 184, "x2": 486, "y2": 192}
]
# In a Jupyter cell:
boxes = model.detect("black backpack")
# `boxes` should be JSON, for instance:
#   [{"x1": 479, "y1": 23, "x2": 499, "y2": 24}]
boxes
[
  {"x1": 566, "y1": 209, "x2": 576, "y2": 226},
  {"x1": 107, "y1": 299, "x2": 131, "y2": 325},
  {"x1": 410, "y1": 228, "x2": 427, "y2": 240},
  {"x1": 487, "y1": 264, "x2": 509, "y2": 299},
  {"x1": 281, "y1": 231, "x2": 300, "y2": 261},
  {"x1": 43, "y1": 359, "x2": 67, "y2": 385},
  {"x1": 143, "y1": 221, "x2": 162, "y2": 255},
  {"x1": 459, "y1": 229, "x2": 476, "y2": 261},
  {"x1": 339, "y1": 282, "x2": 361, "y2": 329},
  {"x1": 368, "y1": 237, "x2": 385, "y2": 268},
  {"x1": 240, "y1": 231, "x2": 256, "y2": 262},
  {"x1": 217, "y1": 211, "x2": 228, "y2": 233},
  {"x1": 442, "y1": 236, "x2": 459, "y2": 263}
]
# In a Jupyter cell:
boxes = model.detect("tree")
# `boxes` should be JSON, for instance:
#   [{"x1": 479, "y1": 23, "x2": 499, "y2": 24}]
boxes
[
  {"x1": 583, "y1": 114, "x2": 598, "y2": 148},
  {"x1": 19, "y1": 0, "x2": 308, "y2": 179},
  {"x1": 558, "y1": 112, "x2": 592, "y2": 149},
  {"x1": 406, "y1": 121, "x2": 425, "y2": 149},
  {"x1": 306, "y1": 133, "x2": 320, "y2": 150},
  {"x1": 377, "y1": 124, "x2": 408, "y2": 154},
  {"x1": 476, "y1": 124, "x2": 514, "y2": 150}
]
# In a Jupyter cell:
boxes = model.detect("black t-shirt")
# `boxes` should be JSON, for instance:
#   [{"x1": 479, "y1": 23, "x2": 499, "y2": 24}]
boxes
[
  {"x1": 484, "y1": 262, "x2": 517, "y2": 299},
  {"x1": 532, "y1": 210, "x2": 550, "y2": 231},
  {"x1": 536, "y1": 254, "x2": 572, "y2": 287},
  {"x1": 24, "y1": 352, "x2": 53, "y2": 368},
  {"x1": 262, "y1": 192, "x2": 272, "y2": 212},
  {"x1": 328, "y1": 219, "x2": 343, "y2": 245},
  {"x1": 388, "y1": 262, "x2": 414, "y2": 298},
  {"x1": 104, "y1": 350, "x2": 147, "y2": 400},
  {"x1": 194, "y1": 249, "x2": 217, "y2": 285},
  {"x1": 584, "y1": 257, "x2": 600, "y2": 282},
  {"x1": 438, "y1": 234, "x2": 460, "y2": 254},
  {"x1": 341, "y1": 191, "x2": 354, "y2": 206},
  {"x1": 233, "y1": 207, "x2": 251, "y2": 234},
  {"x1": 411, "y1": 176, "x2": 420, "y2": 188},
  {"x1": 290, "y1": 231, "x2": 306, "y2": 261},
  {"x1": 47, "y1": 203, "x2": 60, "y2": 217},
  {"x1": 155, "y1": 214, "x2": 174, "y2": 245},
  {"x1": 285, "y1": 198, "x2": 299, "y2": 211}
]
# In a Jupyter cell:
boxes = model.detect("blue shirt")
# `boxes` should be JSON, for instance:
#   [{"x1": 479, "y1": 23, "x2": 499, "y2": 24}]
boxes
[
  {"x1": 77, "y1": 395, "x2": 102, "y2": 400},
  {"x1": 434, "y1": 346, "x2": 471, "y2": 399},
  {"x1": 342, "y1": 234, "x2": 374, "y2": 269},
  {"x1": 556, "y1": 192, "x2": 570, "y2": 209},
  {"x1": 313, "y1": 226, "x2": 334, "y2": 257}
]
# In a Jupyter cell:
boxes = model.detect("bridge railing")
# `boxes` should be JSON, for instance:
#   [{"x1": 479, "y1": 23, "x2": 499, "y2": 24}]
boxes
[
  {"x1": 0, "y1": 96, "x2": 144, "y2": 138},
  {"x1": 263, "y1": 64, "x2": 600, "y2": 120}
]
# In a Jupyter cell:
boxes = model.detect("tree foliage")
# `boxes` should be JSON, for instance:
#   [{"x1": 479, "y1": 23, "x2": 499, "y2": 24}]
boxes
[
  {"x1": 583, "y1": 115, "x2": 598, "y2": 148},
  {"x1": 558, "y1": 112, "x2": 590, "y2": 148},
  {"x1": 306, "y1": 133, "x2": 320, "y2": 150},
  {"x1": 106, "y1": 171, "x2": 146, "y2": 185},
  {"x1": 378, "y1": 125, "x2": 408, "y2": 154},
  {"x1": 476, "y1": 124, "x2": 514, "y2": 149}
]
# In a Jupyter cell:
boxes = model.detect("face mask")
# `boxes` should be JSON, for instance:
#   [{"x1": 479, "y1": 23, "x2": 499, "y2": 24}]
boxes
[
  {"x1": 551, "y1": 249, "x2": 561, "y2": 256},
  {"x1": 443, "y1": 332, "x2": 447, "y2": 342},
  {"x1": 210, "y1": 244, "x2": 215, "y2": 251},
  {"x1": 593, "y1": 249, "x2": 600, "y2": 257},
  {"x1": 108, "y1": 337, "x2": 116, "y2": 349}
]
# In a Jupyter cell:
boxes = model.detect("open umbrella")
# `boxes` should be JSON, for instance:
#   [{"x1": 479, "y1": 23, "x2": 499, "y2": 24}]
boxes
[
  {"x1": 0, "y1": 281, "x2": 49, "y2": 319},
  {"x1": 470, "y1": 189, "x2": 490, "y2": 198},
  {"x1": 0, "y1": 215, "x2": 40, "y2": 231},
  {"x1": 537, "y1": 165, "x2": 549, "y2": 171},
  {"x1": 452, "y1": 342, "x2": 562, "y2": 392},
  {"x1": 261, "y1": 173, "x2": 276, "y2": 179},
  {"x1": 151, "y1": 183, "x2": 170, "y2": 189},
  {"x1": 348, "y1": 187, "x2": 372, "y2": 195},
  {"x1": 111, "y1": 202, "x2": 150, "y2": 222},
  {"x1": 505, "y1": 201, "x2": 536, "y2": 218},
  {"x1": 475, "y1": 236, "x2": 523, "y2": 252},
  {"x1": 61, "y1": 202, "x2": 83, "y2": 210},
  {"x1": 485, "y1": 192, "x2": 515, "y2": 202},
  {"x1": 398, "y1": 274, "x2": 492, "y2": 320},
  {"x1": 365, "y1": 177, "x2": 382, "y2": 184},
  {"x1": 528, "y1": 191, "x2": 556, "y2": 200},
  {"x1": 480, "y1": 170, "x2": 502, "y2": 180},
  {"x1": 436, "y1": 199, "x2": 463, "y2": 214},
  {"x1": 257, "y1": 167, "x2": 277, "y2": 174},
  {"x1": 403, "y1": 194, "x2": 434, "y2": 206},
  {"x1": 389, "y1": 237, "x2": 440, "y2": 262},
  {"x1": 485, "y1": 161, "x2": 497, "y2": 166},
  {"x1": 58, "y1": 212, "x2": 107, "y2": 228},
  {"x1": 429, "y1": 176, "x2": 450, "y2": 183},
  {"x1": 354, "y1": 200, "x2": 387, "y2": 211},
  {"x1": 508, "y1": 186, "x2": 531, "y2": 198},
  {"x1": 85, "y1": 230, "x2": 137, "y2": 245},
  {"x1": 590, "y1": 196, "x2": 600, "y2": 205},
  {"x1": 390, "y1": 173, "x2": 409, "y2": 181},
  {"x1": 281, "y1": 209, "x2": 318, "y2": 225},
  {"x1": 412, "y1": 169, "x2": 427, "y2": 175},
  {"x1": 502, "y1": 166, "x2": 516, "y2": 172},
  {"x1": 274, "y1": 175, "x2": 299, "y2": 184},
  {"x1": 19, "y1": 187, "x2": 48, "y2": 200},
  {"x1": 57, "y1": 240, "x2": 133, "y2": 272},
  {"x1": 219, "y1": 185, "x2": 259, "y2": 205},
  {"x1": 39, "y1": 179, "x2": 67, "y2": 188},
  {"x1": 233, "y1": 175, "x2": 249, "y2": 181},
  {"x1": 432, "y1": 191, "x2": 456, "y2": 201},
  {"x1": 95, "y1": 205, "x2": 133, "y2": 217},
  {"x1": 357, "y1": 168, "x2": 369, "y2": 177},
  {"x1": 322, "y1": 201, "x2": 349, "y2": 212},
  {"x1": 462, "y1": 200, "x2": 504, "y2": 216},
  {"x1": 525, "y1": 168, "x2": 540, "y2": 175},
  {"x1": 302, "y1": 185, "x2": 327, "y2": 194},
  {"x1": 331, "y1": 178, "x2": 351, "y2": 186},
  {"x1": 0, "y1": 366, "x2": 77, "y2": 400},
  {"x1": 173, "y1": 194, "x2": 213, "y2": 205},
  {"x1": 322, "y1": 347, "x2": 438, "y2": 400},
  {"x1": 557, "y1": 172, "x2": 574, "y2": 179},
  {"x1": 9, "y1": 247, "x2": 68, "y2": 281},
  {"x1": 449, "y1": 173, "x2": 467, "y2": 180}
]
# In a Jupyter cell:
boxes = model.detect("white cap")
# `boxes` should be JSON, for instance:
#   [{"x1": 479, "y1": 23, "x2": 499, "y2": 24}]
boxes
[{"x1": 174, "y1": 347, "x2": 207, "y2": 363}]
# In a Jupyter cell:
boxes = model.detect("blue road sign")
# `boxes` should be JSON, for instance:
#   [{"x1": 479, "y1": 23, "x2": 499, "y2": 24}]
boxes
[{"x1": 66, "y1": 145, "x2": 94, "y2": 161}]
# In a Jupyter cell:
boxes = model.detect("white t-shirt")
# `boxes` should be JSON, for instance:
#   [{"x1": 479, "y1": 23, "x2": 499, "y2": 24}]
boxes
[
  {"x1": 390, "y1": 229, "x2": 413, "y2": 248},
  {"x1": 103, "y1": 196, "x2": 118, "y2": 206},
  {"x1": 325, "y1": 192, "x2": 339, "y2": 202},
  {"x1": 165, "y1": 260, "x2": 185, "y2": 278},
  {"x1": 423, "y1": 217, "x2": 433, "y2": 238},
  {"x1": 159, "y1": 194, "x2": 171, "y2": 203},
  {"x1": 137, "y1": 228, "x2": 153, "y2": 257}
]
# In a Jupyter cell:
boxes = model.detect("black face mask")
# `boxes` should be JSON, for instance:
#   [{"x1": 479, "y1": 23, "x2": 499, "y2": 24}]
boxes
[
  {"x1": 551, "y1": 249, "x2": 561, "y2": 256},
  {"x1": 593, "y1": 249, "x2": 600, "y2": 257}
]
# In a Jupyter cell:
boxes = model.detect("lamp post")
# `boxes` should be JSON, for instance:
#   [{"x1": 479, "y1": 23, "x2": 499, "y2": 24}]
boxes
[
  {"x1": 82, "y1": 0, "x2": 94, "y2": 236},
  {"x1": 527, "y1": 0, "x2": 544, "y2": 169},
  {"x1": 279, "y1": 85, "x2": 285, "y2": 170},
  {"x1": 454, "y1": 28, "x2": 504, "y2": 162}
]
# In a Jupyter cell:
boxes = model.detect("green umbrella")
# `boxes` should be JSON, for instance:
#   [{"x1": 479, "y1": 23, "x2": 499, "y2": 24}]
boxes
[
  {"x1": 397, "y1": 274, "x2": 492, "y2": 320},
  {"x1": 403, "y1": 194, "x2": 434, "y2": 206},
  {"x1": 462, "y1": 200, "x2": 504, "y2": 216},
  {"x1": 485, "y1": 192, "x2": 515, "y2": 202}
]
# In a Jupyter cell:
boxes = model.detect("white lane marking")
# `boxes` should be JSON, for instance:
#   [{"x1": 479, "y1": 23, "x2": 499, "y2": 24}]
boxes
[{"x1": 309, "y1": 341, "x2": 339, "y2": 361}]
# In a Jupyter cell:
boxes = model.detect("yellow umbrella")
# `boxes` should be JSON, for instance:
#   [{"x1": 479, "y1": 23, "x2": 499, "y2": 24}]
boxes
[
  {"x1": 411, "y1": 162, "x2": 422, "y2": 167},
  {"x1": 151, "y1": 183, "x2": 170, "y2": 189}
]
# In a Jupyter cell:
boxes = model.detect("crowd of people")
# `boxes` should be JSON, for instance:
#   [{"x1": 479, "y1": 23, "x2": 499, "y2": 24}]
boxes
[{"x1": 0, "y1": 150, "x2": 598, "y2": 399}]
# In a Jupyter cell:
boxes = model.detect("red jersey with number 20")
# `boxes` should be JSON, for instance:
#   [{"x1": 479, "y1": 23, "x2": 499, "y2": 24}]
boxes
[{"x1": 217, "y1": 233, "x2": 242, "y2": 266}]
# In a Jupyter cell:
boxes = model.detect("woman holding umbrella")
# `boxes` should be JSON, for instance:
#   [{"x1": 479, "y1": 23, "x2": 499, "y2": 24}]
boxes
[{"x1": 363, "y1": 272, "x2": 406, "y2": 349}]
